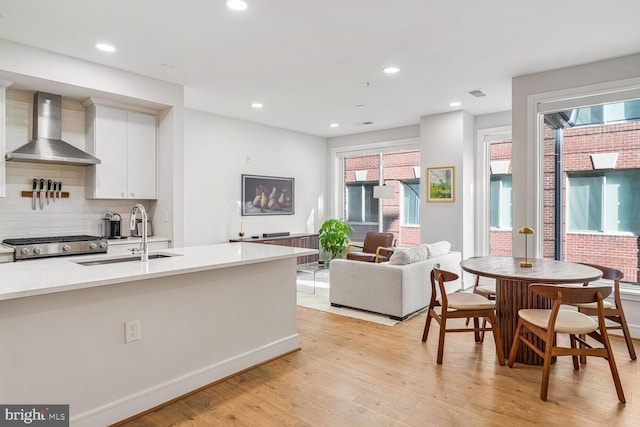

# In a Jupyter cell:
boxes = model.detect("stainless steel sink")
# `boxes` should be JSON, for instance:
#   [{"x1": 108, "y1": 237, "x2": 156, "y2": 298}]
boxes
[{"x1": 75, "y1": 253, "x2": 178, "y2": 266}]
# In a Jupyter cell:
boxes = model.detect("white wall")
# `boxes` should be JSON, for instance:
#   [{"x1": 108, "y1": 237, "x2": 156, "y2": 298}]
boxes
[
  {"x1": 475, "y1": 110, "x2": 511, "y2": 131},
  {"x1": 327, "y1": 125, "x2": 420, "y2": 148},
  {"x1": 420, "y1": 111, "x2": 475, "y2": 258},
  {"x1": 183, "y1": 109, "x2": 326, "y2": 246}
]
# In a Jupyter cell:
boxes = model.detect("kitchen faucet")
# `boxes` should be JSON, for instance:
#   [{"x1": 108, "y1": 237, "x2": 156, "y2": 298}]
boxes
[{"x1": 129, "y1": 203, "x2": 148, "y2": 261}]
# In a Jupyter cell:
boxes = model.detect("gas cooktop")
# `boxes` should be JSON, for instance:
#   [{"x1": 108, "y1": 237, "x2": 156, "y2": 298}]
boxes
[
  {"x1": 2, "y1": 235, "x2": 108, "y2": 261},
  {"x1": 3, "y1": 235, "x2": 102, "y2": 245}
]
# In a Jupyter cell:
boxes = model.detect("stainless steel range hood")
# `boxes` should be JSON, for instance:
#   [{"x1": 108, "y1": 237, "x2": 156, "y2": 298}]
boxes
[{"x1": 6, "y1": 91, "x2": 101, "y2": 166}]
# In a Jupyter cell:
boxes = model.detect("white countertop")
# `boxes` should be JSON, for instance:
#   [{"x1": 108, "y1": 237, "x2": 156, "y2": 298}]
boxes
[{"x1": 0, "y1": 242, "x2": 316, "y2": 301}]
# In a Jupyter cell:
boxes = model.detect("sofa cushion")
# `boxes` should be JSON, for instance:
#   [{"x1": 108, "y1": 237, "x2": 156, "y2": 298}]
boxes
[
  {"x1": 425, "y1": 241, "x2": 451, "y2": 258},
  {"x1": 389, "y1": 245, "x2": 428, "y2": 265}
]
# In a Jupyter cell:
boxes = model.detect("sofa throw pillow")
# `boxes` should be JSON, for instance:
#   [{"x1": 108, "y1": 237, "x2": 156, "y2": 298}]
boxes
[
  {"x1": 389, "y1": 245, "x2": 428, "y2": 265},
  {"x1": 424, "y1": 241, "x2": 451, "y2": 258}
]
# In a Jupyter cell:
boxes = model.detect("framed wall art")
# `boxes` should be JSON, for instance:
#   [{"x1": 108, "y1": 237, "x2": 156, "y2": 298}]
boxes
[
  {"x1": 241, "y1": 174, "x2": 295, "y2": 216},
  {"x1": 426, "y1": 166, "x2": 455, "y2": 202}
]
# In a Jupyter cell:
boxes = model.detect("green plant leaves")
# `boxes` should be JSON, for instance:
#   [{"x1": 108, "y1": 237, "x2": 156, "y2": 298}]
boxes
[{"x1": 318, "y1": 219, "x2": 353, "y2": 259}]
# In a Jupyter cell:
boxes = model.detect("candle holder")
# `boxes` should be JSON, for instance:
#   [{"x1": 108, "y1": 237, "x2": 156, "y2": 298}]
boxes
[{"x1": 518, "y1": 227, "x2": 535, "y2": 267}]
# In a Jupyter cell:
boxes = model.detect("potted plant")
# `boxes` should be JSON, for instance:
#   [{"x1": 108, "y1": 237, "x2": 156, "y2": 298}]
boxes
[{"x1": 318, "y1": 219, "x2": 353, "y2": 264}]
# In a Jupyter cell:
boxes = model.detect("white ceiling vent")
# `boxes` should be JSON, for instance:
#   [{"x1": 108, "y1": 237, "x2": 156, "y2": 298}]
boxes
[{"x1": 467, "y1": 89, "x2": 486, "y2": 98}]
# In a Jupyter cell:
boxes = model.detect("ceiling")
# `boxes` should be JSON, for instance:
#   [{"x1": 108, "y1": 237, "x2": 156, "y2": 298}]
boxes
[{"x1": 1, "y1": 0, "x2": 639, "y2": 138}]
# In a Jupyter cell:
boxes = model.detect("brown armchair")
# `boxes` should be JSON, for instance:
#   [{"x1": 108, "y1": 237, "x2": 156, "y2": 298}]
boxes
[{"x1": 346, "y1": 232, "x2": 394, "y2": 263}]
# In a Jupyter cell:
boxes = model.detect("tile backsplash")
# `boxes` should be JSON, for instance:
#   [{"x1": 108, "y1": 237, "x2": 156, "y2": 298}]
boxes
[{"x1": 1, "y1": 89, "x2": 155, "y2": 240}]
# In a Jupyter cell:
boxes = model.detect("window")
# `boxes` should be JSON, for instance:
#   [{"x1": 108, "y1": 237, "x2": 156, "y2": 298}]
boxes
[
  {"x1": 540, "y1": 94, "x2": 640, "y2": 284},
  {"x1": 490, "y1": 175, "x2": 512, "y2": 229},
  {"x1": 568, "y1": 170, "x2": 640, "y2": 233},
  {"x1": 346, "y1": 183, "x2": 378, "y2": 223},
  {"x1": 340, "y1": 147, "x2": 421, "y2": 246},
  {"x1": 402, "y1": 181, "x2": 420, "y2": 225},
  {"x1": 573, "y1": 99, "x2": 640, "y2": 126}
]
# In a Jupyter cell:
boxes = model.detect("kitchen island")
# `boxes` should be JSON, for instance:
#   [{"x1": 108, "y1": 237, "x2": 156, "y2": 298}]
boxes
[{"x1": 0, "y1": 242, "x2": 316, "y2": 426}]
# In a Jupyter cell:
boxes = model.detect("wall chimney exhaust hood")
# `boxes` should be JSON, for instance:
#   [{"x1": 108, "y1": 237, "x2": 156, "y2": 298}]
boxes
[{"x1": 6, "y1": 91, "x2": 101, "y2": 166}]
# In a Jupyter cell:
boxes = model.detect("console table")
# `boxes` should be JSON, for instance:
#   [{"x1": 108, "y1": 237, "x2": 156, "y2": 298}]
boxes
[{"x1": 230, "y1": 233, "x2": 319, "y2": 265}]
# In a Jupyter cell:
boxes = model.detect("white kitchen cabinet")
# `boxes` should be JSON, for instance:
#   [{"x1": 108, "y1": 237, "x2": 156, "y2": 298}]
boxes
[{"x1": 85, "y1": 102, "x2": 157, "y2": 199}]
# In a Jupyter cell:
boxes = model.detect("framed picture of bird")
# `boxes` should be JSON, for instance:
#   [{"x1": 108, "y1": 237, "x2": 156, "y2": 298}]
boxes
[{"x1": 241, "y1": 174, "x2": 295, "y2": 216}]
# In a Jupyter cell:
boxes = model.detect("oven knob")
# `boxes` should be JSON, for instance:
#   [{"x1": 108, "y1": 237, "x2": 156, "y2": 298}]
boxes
[
  {"x1": 63, "y1": 244, "x2": 71, "y2": 252},
  {"x1": 33, "y1": 247, "x2": 42, "y2": 254},
  {"x1": 20, "y1": 248, "x2": 29, "y2": 255},
  {"x1": 100, "y1": 242, "x2": 108, "y2": 249},
  {"x1": 89, "y1": 242, "x2": 98, "y2": 250}
]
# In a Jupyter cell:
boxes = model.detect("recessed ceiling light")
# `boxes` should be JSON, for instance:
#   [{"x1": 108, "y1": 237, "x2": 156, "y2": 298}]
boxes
[
  {"x1": 251, "y1": 103, "x2": 263, "y2": 109},
  {"x1": 95, "y1": 43, "x2": 116, "y2": 53},
  {"x1": 329, "y1": 123, "x2": 339, "y2": 128},
  {"x1": 449, "y1": 101, "x2": 462, "y2": 107},
  {"x1": 355, "y1": 104, "x2": 366, "y2": 108},
  {"x1": 226, "y1": 0, "x2": 248, "y2": 11},
  {"x1": 383, "y1": 67, "x2": 400, "y2": 74}
]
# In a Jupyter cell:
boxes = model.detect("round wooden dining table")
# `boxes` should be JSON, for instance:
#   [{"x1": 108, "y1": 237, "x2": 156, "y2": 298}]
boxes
[{"x1": 460, "y1": 256, "x2": 602, "y2": 365}]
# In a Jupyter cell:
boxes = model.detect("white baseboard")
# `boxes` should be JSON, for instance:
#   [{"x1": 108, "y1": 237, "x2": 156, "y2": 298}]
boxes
[
  {"x1": 609, "y1": 324, "x2": 640, "y2": 341},
  {"x1": 70, "y1": 334, "x2": 300, "y2": 427}
]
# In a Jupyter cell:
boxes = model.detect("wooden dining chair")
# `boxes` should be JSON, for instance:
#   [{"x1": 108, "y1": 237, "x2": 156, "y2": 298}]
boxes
[
  {"x1": 465, "y1": 273, "x2": 496, "y2": 342},
  {"x1": 507, "y1": 284, "x2": 625, "y2": 403},
  {"x1": 421, "y1": 267, "x2": 506, "y2": 366},
  {"x1": 572, "y1": 263, "x2": 636, "y2": 361}
]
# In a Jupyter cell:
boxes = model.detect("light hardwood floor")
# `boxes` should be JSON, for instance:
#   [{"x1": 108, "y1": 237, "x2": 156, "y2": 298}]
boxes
[{"x1": 117, "y1": 307, "x2": 639, "y2": 426}]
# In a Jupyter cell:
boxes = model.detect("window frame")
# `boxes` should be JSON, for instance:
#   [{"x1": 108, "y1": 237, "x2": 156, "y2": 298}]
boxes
[
  {"x1": 345, "y1": 182, "x2": 379, "y2": 224},
  {"x1": 489, "y1": 174, "x2": 513, "y2": 231},
  {"x1": 401, "y1": 180, "x2": 420, "y2": 226}
]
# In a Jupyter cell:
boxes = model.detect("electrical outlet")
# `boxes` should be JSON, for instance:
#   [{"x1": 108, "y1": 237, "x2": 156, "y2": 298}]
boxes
[
  {"x1": 163, "y1": 210, "x2": 169, "y2": 222},
  {"x1": 125, "y1": 319, "x2": 140, "y2": 343}
]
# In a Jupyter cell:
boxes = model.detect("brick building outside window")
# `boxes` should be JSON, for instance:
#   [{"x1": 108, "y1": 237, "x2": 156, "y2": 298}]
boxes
[
  {"x1": 490, "y1": 99, "x2": 640, "y2": 284},
  {"x1": 343, "y1": 149, "x2": 421, "y2": 247}
]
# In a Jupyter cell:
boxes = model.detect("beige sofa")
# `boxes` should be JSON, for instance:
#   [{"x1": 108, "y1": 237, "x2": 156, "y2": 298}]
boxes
[{"x1": 329, "y1": 242, "x2": 462, "y2": 320}]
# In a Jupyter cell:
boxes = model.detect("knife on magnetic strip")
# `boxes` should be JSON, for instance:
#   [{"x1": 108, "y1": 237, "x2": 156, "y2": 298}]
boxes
[
  {"x1": 39, "y1": 179, "x2": 45, "y2": 210},
  {"x1": 47, "y1": 179, "x2": 52, "y2": 205},
  {"x1": 32, "y1": 179, "x2": 37, "y2": 210}
]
